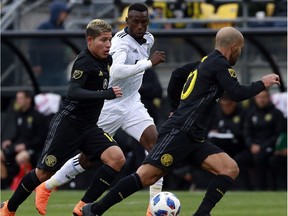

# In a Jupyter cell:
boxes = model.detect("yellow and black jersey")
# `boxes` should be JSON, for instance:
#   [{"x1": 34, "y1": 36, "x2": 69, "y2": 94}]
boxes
[
  {"x1": 57, "y1": 48, "x2": 114, "y2": 128},
  {"x1": 163, "y1": 49, "x2": 265, "y2": 140}
]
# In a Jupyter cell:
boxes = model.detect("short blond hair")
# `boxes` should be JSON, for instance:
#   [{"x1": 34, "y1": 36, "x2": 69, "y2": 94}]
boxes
[{"x1": 86, "y1": 19, "x2": 112, "y2": 39}]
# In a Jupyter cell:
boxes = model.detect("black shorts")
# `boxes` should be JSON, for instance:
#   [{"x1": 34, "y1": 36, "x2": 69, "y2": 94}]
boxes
[
  {"x1": 37, "y1": 117, "x2": 117, "y2": 172},
  {"x1": 143, "y1": 127, "x2": 224, "y2": 172}
]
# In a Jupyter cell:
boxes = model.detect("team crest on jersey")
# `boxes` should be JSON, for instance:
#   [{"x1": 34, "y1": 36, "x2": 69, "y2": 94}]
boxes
[
  {"x1": 161, "y1": 154, "x2": 173, "y2": 167},
  {"x1": 103, "y1": 79, "x2": 108, "y2": 89},
  {"x1": 265, "y1": 114, "x2": 272, "y2": 122},
  {"x1": 27, "y1": 116, "x2": 33, "y2": 127},
  {"x1": 228, "y1": 68, "x2": 236, "y2": 78},
  {"x1": 45, "y1": 155, "x2": 57, "y2": 167},
  {"x1": 72, "y1": 70, "x2": 83, "y2": 79},
  {"x1": 233, "y1": 116, "x2": 240, "y2": 124}
]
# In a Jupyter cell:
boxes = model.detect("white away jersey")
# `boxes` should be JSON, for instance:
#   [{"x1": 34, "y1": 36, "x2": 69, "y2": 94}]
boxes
[{"x1": 102, "y1": 28, "x2": 154, "y2": 114}]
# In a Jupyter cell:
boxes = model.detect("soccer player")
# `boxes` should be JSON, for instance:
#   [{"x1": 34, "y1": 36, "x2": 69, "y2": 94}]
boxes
[
  {"x1": 34, "y1": 3, "x2": 166, "y2": 216},
  {"x1": 0, "y1": 19, "x2": 124, "y2": 216},
  {"x1": 81, "y1": 26, "x2": 280, "y2": 216}
]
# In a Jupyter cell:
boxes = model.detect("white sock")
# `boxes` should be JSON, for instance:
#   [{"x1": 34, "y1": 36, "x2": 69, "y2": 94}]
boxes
[
  {"x1": 45, "y1": 154, "x2": 85, "y2": 190},
  {"x1": 149, "y1": 177, "x2": 164, "y2": 201}
]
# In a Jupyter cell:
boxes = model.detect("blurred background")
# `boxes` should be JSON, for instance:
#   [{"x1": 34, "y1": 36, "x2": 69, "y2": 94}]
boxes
[{"x1": 1, "y1": 0, "x2": 287, "y2": 191}]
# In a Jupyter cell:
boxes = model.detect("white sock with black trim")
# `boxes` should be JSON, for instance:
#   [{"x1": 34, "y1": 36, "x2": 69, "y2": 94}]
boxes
[{"x1": 45, "y1": 153, "x2": 85, "y2": 190}]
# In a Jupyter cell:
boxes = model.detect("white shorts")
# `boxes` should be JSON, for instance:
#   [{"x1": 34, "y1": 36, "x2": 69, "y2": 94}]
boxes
[{"x1": 98, "y1": 102, "x2": 154, "y2": 142}]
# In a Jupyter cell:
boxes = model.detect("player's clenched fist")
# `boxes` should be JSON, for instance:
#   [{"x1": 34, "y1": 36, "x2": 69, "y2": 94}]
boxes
[
  {"x1": 112, "y1": 86, "x2": 123, "y2": 97},
  {"x1": 149, "y1": 50, "x2": 166, "y2": 66},
  {"x1": 261, "y1": 73, "x2": 280, "y2": 88}
]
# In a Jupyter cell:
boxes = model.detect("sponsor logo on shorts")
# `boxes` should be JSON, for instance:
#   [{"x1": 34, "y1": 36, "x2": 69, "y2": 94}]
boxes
[
  {"x1": 160, "y1": 154, "x2": 173, "y2": 167},
  {"x1": 45, "y1": 155, "x2": 57, "y2": 167}
]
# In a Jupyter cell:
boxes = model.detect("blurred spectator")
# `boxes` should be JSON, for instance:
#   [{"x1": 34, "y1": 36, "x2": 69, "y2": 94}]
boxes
[
  {"x1": 234, "y1": 90, "x2": 285, "y2": 190},
  {"x1": 269, "y1": 132, "x2": 287, "y2": 190},
  {"x1": 168, "y1": 0, "x2": 187, "y2": 28},
  {"x1": 146, "y1": 0, "x2": 172, "y2": 29},
  {"x1": 0, "y1": 91, "x2": 49, "y2": 190},
  {"x1": 34, "y1": 92, "x2": 62, "y2": 123},
  {"x1": 29, "y1": 0, "x2": 73, "y2": 87},
  {"x1": 269, "y1": 91, "x2": 287, "y2": 190},
  {"x1": 247, "y1": 1, "x2": 271, "y2": 27},
  {"x1": 207, "y1": 93, "x2": 246, "y2": 158},
  {"x1": 270, "y1": 91, "x2": 288, "y2": 119}
]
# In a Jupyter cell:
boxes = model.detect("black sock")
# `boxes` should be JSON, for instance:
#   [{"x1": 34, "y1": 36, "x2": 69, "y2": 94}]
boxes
[
  {"x1": 91, "y1": 173, "x2": 143, "y2": 215},
  {"x1": 8, "y1": 169, "x2": 41, "y2": 212},
  {"x1": 194, "y1": 175, "x2": 233, "y2": 216},
  {"x1": 81, "y1": 164, "x2": 119, "y2": 203}
]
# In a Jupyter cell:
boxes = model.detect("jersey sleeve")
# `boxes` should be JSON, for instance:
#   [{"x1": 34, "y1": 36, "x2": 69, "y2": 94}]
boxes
[
  {"x1": 67, "y1": 65, "x2": 115, "y2": 101},
  {"x1": 109, "y1": 38, "x2": 152, "y2": 81},
  {"x1": 217, "y1": 63, "x2": 265, "y2": 102}
]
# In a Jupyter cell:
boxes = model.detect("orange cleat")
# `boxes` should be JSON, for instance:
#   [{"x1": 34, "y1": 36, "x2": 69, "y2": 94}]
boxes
[
  {"x1": 146, "y1": 204, "x2": 152, "y2": 216},
  {"x1": 0, "y1": 201, "x2": 15, "y2": 216},
  {"x1": 73, "y1": 200, "x2": 87, "y2": 216},
  {"x1": 35, "y1": 182, "x2": 52, "y2": 215}
]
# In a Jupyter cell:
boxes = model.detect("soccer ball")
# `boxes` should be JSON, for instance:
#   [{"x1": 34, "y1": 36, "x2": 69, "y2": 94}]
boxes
[{"x1": 150, "y1": 191, "x2": 181, "y2": 216}]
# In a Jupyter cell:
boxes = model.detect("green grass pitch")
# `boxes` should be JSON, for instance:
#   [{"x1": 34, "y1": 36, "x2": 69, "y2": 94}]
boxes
[{"x1": 1, "y1": 190, "x2": 287, "y2": 216}]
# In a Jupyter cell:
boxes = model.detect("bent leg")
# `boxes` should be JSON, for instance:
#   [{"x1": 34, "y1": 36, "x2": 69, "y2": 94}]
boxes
[
  {"x1": 194, "y1": 152, "x2": 239, "y2": 216},
  {"x1": 201, "y1": 152, "x2": 239, "y2": 179},
  {"x1": 44, "y1": 153, "x2": 85, "y2": 190},
  {"x1": 80, "y1": 146, "x2": 126, "y2": 204},
  {"x1": 35, "y1": 154, "x2": 86, "y2": 215},
  {"x1": 7, "y1": 168, "x2": 54, "y2": 212}
]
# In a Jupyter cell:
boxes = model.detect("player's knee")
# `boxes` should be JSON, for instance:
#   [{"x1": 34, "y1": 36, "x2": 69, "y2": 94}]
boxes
[
  {"x1": 106, "y1": 154, "x2": 126, "y2": 172},
  {"x1": 221, "y1": 159, "x2": 239, "y2": 179},
  {"x1": 137, "y1": 164, "x2": 164, "y2": 187},
  {"x1": 35, "y1": 168, "x2": 55, "y2": 182},
  {"x1": 137, "y1": 172, "x2": 156, "y2": 187}
]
